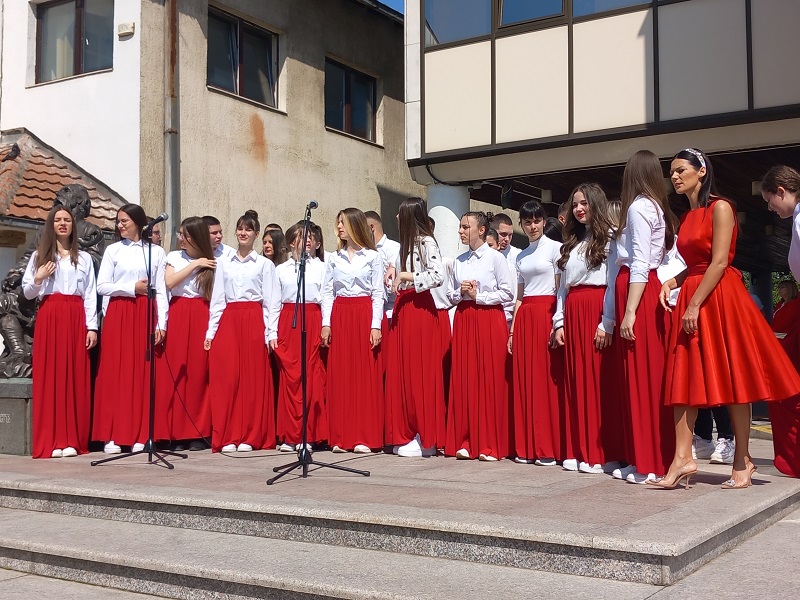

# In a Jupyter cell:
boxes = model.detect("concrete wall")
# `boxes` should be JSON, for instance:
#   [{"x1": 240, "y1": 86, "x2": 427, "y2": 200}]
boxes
[
  {"x1": 167, "y1": 0, "x2": 423, "y2": 243},
  {"x1": 0, "y1": 0, "x2": 141, "y2": 202}
]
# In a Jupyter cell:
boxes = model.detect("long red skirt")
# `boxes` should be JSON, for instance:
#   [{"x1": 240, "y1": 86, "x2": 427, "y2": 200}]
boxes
[
  {"x1": 326, "y1": 296, "x2": 384, "y2": 449},
  {"x1": 445, "y1": 302, "x2": 510, "y2": 459},
  {"x1": 770, "y1": 331, "x2": 800, "y2": 478},
  {"x1": 512, "y1": 296, "x2": 565, "y2": 461},
  {"x1": 93, "y1": 296, "x2": 157, "y2": 446},
  {"x1": 274, "y1": 303, "x2": 328, "y2": 444},
  {"x1": 615, "y1": 268, "x2": 673, "y2": 475},
  {"x1": 32, "y1": 294, "x2": 91, "y2": 458},
  {"x1": 438, "y1": 309, "x2": 452, "y2": 407},
  {"x1": 384, "y1": 289, "x2": 445, "y2": 448},
  {"x1": 208, "y1": 302, "x2": 275, "y2": 451},
  {"x1": 156, "y1": 297, "x2": 210, "y2": 441}
]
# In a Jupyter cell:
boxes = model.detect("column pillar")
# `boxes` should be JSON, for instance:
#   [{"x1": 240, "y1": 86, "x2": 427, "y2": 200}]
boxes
[{"x1": 427, "y1": 184, "x2": 469, "y2": 260}]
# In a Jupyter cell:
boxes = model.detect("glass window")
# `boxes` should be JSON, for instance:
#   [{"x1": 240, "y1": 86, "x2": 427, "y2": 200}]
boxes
[
  {"x1": 425, "y1": 0, "x2": 491, "y2": 47},
  {"x1": 573, "y1": 0, "x2": 649, "y2": 18},
  {"x1": 206, "y1": 9, "x2": 277, "y2": 108},
  {"x1": 325, "y1": 59, "x2": 376, "y2": 143},
  {"x1": 37, "y1": 0, "x2": 114, "y2": 83},
  {"x1": 501, "y1": 0, "x2": 563, "y2": 26}
]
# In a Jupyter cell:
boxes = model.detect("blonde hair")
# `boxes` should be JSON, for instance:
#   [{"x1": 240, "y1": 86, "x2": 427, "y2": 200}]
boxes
[{"x1": 336, "y1": 208, "x2": 376, "y2": 251}]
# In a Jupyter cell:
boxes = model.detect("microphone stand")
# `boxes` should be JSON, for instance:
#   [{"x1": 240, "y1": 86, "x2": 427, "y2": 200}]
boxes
[
  {"x1": 92, "y1": 229, "x2": 187, "y2": 469},
  {"x1": 268, "y1": 203, "x2": 370, "y2": 484}
]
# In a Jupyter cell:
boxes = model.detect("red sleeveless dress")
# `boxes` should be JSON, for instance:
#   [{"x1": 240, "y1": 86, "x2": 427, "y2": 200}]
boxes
[{"x1": 665, "y1": 199, "x2": 800, "y2": 407}]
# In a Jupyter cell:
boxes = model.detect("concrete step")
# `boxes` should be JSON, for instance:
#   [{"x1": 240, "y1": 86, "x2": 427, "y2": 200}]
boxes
[{"x1": 0, "y1": 507, "x2": 657, "y2": 600}]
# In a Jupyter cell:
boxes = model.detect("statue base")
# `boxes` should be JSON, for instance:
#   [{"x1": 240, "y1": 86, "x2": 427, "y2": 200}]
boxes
[{"x1": 0, "y1": 378, "x2": 32, "y2": 455}]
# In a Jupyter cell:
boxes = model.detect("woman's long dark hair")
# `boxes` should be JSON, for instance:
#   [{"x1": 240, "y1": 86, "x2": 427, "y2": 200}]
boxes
[
  {"x1": 263, "y1": 229, "x2": 288, "y2": 265},
  {"x1": 673, "y1": 147, "x2": 719, "y2": 208},
  {"x1": 36, "y1": 205, "x2": 79, "y2": 270},
  {"x1": 180, "y1": 216, "x2": 215, "y2": 301},
  {"x1": 398, "y1": 197, "x2": 436, "y2": 271},
  {"x1": 116, "y1": 204, "x2": 148, "y2": 240},
  {"x1": 557, "y1": 183, "x2": 612, "y2": 271}
]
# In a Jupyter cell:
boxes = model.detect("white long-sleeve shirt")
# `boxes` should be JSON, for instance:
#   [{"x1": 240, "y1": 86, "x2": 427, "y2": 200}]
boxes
[
  {"x1": 214, "y1": 243, "x2": 235, "y2": 259},
  {"x1": 447, "y1": 243, "x2": 515, "y2": 308},
  {"x1": 321, "y1": 247, "x2": 384, "y2": 329},
  {"x1": 501, "y1": 244, "x2": 521, "y2": 322},
  {"x1": 430, "y1": 257, "x2": 455, "y2": 311},
  {"x1": 615, "y1": 195, "x2": 666, "y2": 283},
  {"x1": 376, "y1": 234, "x2": 400, "y2": 318},
  {"x1": 553, "y1": 240, "x2": 614, "y2": 332},
  {"x1": 274, "y1": 256, "x2": 326, "y2": 305},
  {"x1": 656, "y1": 239, "x2": 686, "y2": 308},
  {"x1": 393, "y1": 235, "x2": 444, "y2": 293},
  {"x1": 790, "y1": 203, "x2": 800, "y2": 281},
  {"x1": 516, "y1": 236, "x2": 560, "y2": 297},
  {"x1": 166, "y1": 250, "x2": 207, "y2": 299},
  {"x1": 206, "y1": 250, "x2": 280, "y2": 343},
  {"x1": 97, "y1": 239, "x2": 168, "y2": 330},
  {"x1": 22, "y1": 250, "x2": 98, "y2": 330}
]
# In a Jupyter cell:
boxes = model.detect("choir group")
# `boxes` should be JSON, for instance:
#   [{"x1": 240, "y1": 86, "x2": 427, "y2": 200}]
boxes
[{"x1": 24, "y1": 148, "x2": 800, "y2": 490}]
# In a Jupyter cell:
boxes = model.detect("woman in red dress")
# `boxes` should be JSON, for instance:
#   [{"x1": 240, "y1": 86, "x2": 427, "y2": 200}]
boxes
[
  {"x1": 23, "y1": 205, "x2": 97, "y2": 458},
  {"x1": 657, "y1": 150, "x2": 800, "y2": 489},
  {"x1": 771, "y1": 280, "x2": 800, "y2": 370},
  {"x1": 384, "y1": 197, "x2": 445, "y2": 457}
]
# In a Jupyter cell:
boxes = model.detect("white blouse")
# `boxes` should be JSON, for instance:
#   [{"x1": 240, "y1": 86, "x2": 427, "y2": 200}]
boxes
[
  {"x1": 516, "y1": 236, "x2": 560, "y2": 297},
  {"x1": 501, "y1": 245, "x2": 521, "y2": 322},
  {"x1": 447, "y1": 243, "x2": 515, "y2": 308},
  {"x1": 791, "y1": 204, "x2": 800, "y2": 281},
  {"x1": 553, "y1": 240, "x2": 614, "y2": 333},
  {"x1": 429, "y1": 257, "x2": 455, "y2": 311},
  {"x1": 22, "y1": 250, "x2": 98, "y2": 330},
  {"x1": 393, "y1": 235, "x2": 445, "y2": 293},
  {"x1": 377, "y1": 234, "x2": 401, "y2": 317},
  {"x1": 656, "y1": 240, "x2": 686, "y2": 308},
  {"x1": 214, "y1": 243, "x2": 235, "y2": 259},
  {"x1": 97, "y1": 239, "x2": 168, "y2": 331},
  {"x1": 166, "y1": 250, "x2": 208, "y2": 299},
  {"x1": 274, "y1": 256, "x2": 326, "y2": 305},
  {"x1": 321, "y1": 247, "x2": 384, "y2": 330},
  {"x1": 206, "y1": 250, "x2": 280, "y2": 343},
  {"x1": 616, "y1": 195, "x2": 666, "y2": 283}
]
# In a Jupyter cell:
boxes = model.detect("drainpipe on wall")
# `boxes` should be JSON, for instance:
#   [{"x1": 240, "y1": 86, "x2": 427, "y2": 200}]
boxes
[
  {"x1": 0, "y1": 0, "x2": 6, "y2": 124},
  {"x1": 164, "y1": 0, "x2": 180, "y2": 248}
]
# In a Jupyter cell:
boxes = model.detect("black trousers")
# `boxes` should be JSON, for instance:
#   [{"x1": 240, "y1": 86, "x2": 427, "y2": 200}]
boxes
[{"x1": 695, "y1": 406, "x2": 733, "y2": 441}]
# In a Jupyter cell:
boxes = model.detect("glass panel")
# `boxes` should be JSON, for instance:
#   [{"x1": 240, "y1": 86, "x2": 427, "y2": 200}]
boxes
[
  {"x1": 241, "y1": 28, "x2": 276, "y2": 107},
  {"x1": 501, "y1": 0, "x2": 563, "y2": 25},
  {"x1": 39, "y1": 1, "x2": 76, "y2": 82},
  {"x1": 349, "y1": 70, "x2": 375, "y2": 141},
  {"x1": 324, "y1": 60, "x2": 346, "y2": 132},
  {"x1": 425, "y1": 0, "x2": 491, "y2": 47},
  {"x1": 207, "y1": 13, "x2": 238, "y2": 93},
  {"x1": 83, "y1": 0, "x2": 114, "y2": 73},
  {"x1": 573, "y1": 0, "x2": 649, "y2": 18}
]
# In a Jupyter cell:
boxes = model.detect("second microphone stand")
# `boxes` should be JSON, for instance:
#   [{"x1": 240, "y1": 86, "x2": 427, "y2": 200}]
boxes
[{"x1": 268, "y1": 203, "x2": 370, "y2": 484}]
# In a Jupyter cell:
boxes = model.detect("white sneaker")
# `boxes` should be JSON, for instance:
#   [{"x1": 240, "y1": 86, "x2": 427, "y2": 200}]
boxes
[
  {"x1": 710, "y1": 438, "x2": 735, "y2": 465},
  {"x1": 51, "y1": 449, "x2": 63, "y2": 458},
  {"x1": 456, "y1": 448, "x2": 471, "y2": 460},
  {"x1": 397, "y1": 436, "x2": 422, "y2": 457},
  {"x1": 236, "y1": 443, "x2": 253, "y2": 452},
  {"x1": 331, "y1": 445, "x2": 346, "y2": 453},
  {"x1": 562, "y1": 458, "x2": 578, "y2": 471},
  {"x1": 132, "y1": 443, "x2": 145, "y2": 452},
  {"x1": 692, "y1": 435, "x2": 715, "y2": 460},
  {"x1": 515, "y1": 457, "x2": 535, "y2": 464},
  {"x1": 479, "y1": 453, "x2": 498, "y2": 461},
  {"x1": 61, "y1": 447, "x2": 77, "y2": 458},
  {"x1": 103, "y1": 442, "x2": 121, "y2": 454},
  {"x1": 221, "y1": 443, "x2": 237, "y2": 452},
  {"x1": 353, "y1": 444, "x2": 372, "y2": 454},
  {"x1": 626, "y1": 471, "x2": 657, "y2": 484},
  {"x1": 612, "y1": 465, "x2": 636, "y2": 480},
  {"x1": 534, "y1": 458, "x2": 557, "y2": 466},
  {"x1": 578, "y1": 462, "x2": 604, "y2": 474},
  {"x1": 296, "y1": 443, "x2": 312, "y2": 452},
  {"x1": 278, "y1": 443, "x2": 295, "y2": 452}
]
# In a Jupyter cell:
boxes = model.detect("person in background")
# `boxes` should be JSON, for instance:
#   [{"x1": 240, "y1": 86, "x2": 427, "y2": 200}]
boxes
[
  {"x1": 149, "y1": 222, "x2": 163, "y2": 247},
  {"x1": 558, "y1": 201, "x2": 571, "y2": 226},
  {"x1": 265, "y1": 223, "x2": 283, "y2": 233},
  {"x1": 543, "y1": 217, "x2": 563, "y2": 243},
  {"x1": 486, "y1": 228, "x2": 500, "y2": 250},
  {"x1": 203, "y1": 215, "x2": 234, "y2": 259},
  {"x1": 491, "y1": 213, "x2": 520, "y2": 329},
  {"x1": 263, "y1": 229, "x2": 289, "y2": 266},
  {"x1": 23, "y1": 205, "x2": 97, "y2": 458}
]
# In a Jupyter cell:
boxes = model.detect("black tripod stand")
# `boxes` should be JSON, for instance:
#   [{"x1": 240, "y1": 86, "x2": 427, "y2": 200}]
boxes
[
  {"x1": 92, "y1": 226, "x2": 188, "y2": 469},
  {"x1": 267, "y1": 202, "x2": 370, "y2": 485}
]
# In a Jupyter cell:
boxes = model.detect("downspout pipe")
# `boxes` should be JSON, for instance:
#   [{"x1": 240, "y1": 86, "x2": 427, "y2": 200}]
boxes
[{"x1": 164, "y1": 0, "x2": 180, "y2": 248}]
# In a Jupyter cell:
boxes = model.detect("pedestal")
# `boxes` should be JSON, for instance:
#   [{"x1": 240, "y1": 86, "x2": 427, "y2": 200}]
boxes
[{"x1": 0, "y1": 378, "x2": 32, "y2": 455}]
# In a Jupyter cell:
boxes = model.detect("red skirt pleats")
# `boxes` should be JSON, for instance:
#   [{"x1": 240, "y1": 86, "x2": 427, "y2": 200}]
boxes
[
  {"x1": 770, "y1": 335, "x2": 800, "y2": 478},
  {"x1": 93, "y1": 296, "x2": 154, "y2": 446},
  {"x1": 445, "y1": 302, "x2": 510, "y2": 459},
  {"x1": 156, "y1": 297, "x2": 210, "y2": 440},
  {"x1": 512, "y1": 295, "x2": 565, "y2": 461},
  {"x1": 384, "y1": 289, "x2": 445, "y2": 448},
  {"x1": 615, "y1": 268, "x2": 673, "y2": 475},
  {"x1": 274, "y1": 303, "x2": 328, "y2": 444},
  {"x1": 381, "y1": 312, "x2": 394, "y2": 444},
  {"x1": 326, "y1": 296, "x2": 384, "y2": 449},
  {"x1": 208, "y1": 302, "x2": 275, "y2": 451},
  {"x1": 437, "y1": 309, "x2": 452, "y2": 404},
  {"x1": 32, "y1": 294, "x2": 91, "y2": 458},
  {"x1": 563, "y1": 286, "x2": 622, "y2": 464}
]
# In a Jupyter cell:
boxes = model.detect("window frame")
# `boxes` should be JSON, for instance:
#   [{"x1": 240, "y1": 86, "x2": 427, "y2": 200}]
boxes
[
  {"x1": 206, "y1": 6, "x2": 279, "y2": 109},
  {"x1": 324, "y1": 58, "x2": 378, "y2": 144},
  {"x1": 35, "y1": 0, "x2": 114, "y2": 84}
]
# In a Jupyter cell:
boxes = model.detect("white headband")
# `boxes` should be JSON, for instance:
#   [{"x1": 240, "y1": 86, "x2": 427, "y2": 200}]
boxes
[{"x1": 683, "y1": 148, "x2": 706, "y2": 169}]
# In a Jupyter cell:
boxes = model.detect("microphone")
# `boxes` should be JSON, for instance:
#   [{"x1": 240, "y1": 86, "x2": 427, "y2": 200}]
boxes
[
  {"x1": 143, "y1": 213, "x2": 168, "y2": 233},
  {"x1": 307, "y1": 201, "x2": 318, "y2": 210}
]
